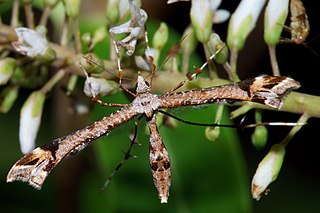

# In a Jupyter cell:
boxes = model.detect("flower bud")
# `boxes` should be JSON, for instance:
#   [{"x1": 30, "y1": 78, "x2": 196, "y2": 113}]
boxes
[
  {"x1": 81, "y1": 32, "x2": 92, "y2": 46},
  {"x1": 43, "y1": 0, "x2": 59, "y2": 8},
  {"x1": 63, "y1": 0, "x2": 80, "y2": 17},
  {"x1": 180, "y1": 25, "x2": 197, "y2": 55},
  {"x1": 153, "y1": 22, "x2": 169, "y2": 50},
  {"x1": 251, "y1": 143, "x2": 286, "y2": 200},
  {"x1": 106, "y1": 0, "x2": 120, "y2": 23},
  {"x1": 80, "y1": 53, "x2": 104, "y2": 73},
  {"x1": 0, "y1": 25, "x2": 18, "y2": 44},
  {"x1": 227, "y1": 0, "x2": 267, "y2": 51},
  {"x1": 264, "y1": 0, "x2": 289, "y2": 45},
  {"x1": 207, "y1": 33, "x2": 229, "y2": 64},
  {"x1": 251, "y1": 126, "x2": 268, "y2": 150},
  {"x1": 20, "y1": 0, "x2": 32, "y2": 4},
  {"x1": 19, "y1": 91, "x2": 45, "y2": 154},
  {"x1": 205, "y1": 126, "x2": 220, "y2": 141},
  {"x1": 0, "y1": 85, "x2": 19, "y2": 113},
  {"x1": 83, "y1": 77, "x2": 118, "y2": 97},
  {"x1": 190, "y1": 0, "x2": 213, "y2": 43},
  {"x1": 38, "y1": 46, "x2": 57, "y2": 63},
  {"x1": 118, "y1": 0, "x2": 130, "y2": 20},
  {"x1": 12, "y1": 27, "x2": 50, "y2": 57},
  {"x1": 0, "y1": 57, "x2": 16, "y2": 85},
  {"x1": 92, "y1": 26, "x2": 107, "y2": 46}
]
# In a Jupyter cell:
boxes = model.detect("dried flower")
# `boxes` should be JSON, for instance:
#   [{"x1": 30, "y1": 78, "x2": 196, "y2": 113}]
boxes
[
  {"x1": 12, "y1": 27, "x2": 49, "y2": 57},
  {"x1": 251, "y1": 143, "x2": 286, "y2": 200},
  {"x1": 19, "y1": 91, "x2": 45, "y2": 154},
  {"x1": 109, "y1": 0, "x2": 148, "y2": 56},
  {"x1": 83, "y1": 77, "x2": 118, "y2": 97}
]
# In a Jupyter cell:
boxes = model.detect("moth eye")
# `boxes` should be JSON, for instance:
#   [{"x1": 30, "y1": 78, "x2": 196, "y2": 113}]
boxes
[{"x1": 145, "y1": 81, "x2": 150, "y2": 87}]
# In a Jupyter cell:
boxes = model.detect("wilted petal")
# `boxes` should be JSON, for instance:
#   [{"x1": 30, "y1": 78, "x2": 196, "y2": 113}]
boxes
[
  {"x1": 12, "y1": 27, "x2": 49, "y2": 57},
  {"x1": 251, "y1": 144, "x2": 286, "y2": 200},
  {"x1": 83, "y1": 77, "x2": 118, "y2": 97},
  {"x1": 19, "y1": 91, "x2": 45, "y2": 154}
]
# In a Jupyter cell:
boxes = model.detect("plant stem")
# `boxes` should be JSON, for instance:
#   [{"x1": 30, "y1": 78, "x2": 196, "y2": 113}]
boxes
[
  {"x1": 41, "y1": 69, "x2": 66, "y2": 94},
  {"x1": 10, "y1": 0, "x2": 19, "y2": 27},
  {"x1": 39, "y1": 6, "x2": 51, "y2": 26},
  {"x1": 281, "y1": 113, "x2": 309, "y2": 147},
  {"x1": 24, "y1": 3, "x2": 35, "y2": 29},
  {"x1": 268, "y1": 45, "x2": 280, "y2": 76}
]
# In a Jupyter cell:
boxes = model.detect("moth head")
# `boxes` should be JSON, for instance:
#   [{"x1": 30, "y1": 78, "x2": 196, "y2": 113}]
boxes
[{"x1": 136, "y1": 74, "x2": 150, "y2": 94}]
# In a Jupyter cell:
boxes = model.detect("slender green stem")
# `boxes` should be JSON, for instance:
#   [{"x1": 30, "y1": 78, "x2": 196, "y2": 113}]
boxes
[
  {"x1": 230, "y1": 48, "x2": 238, "y2": 77},
  {"x1": 202, "y1": 43, "x2": 218, "y2": 79},
  {"x1": 280, "y1": 113, "x2": 309, "y2": 147},
  {"x1": 39, "y1": 6, "x2": 51, "y2": 26},
  {"x1": 223, "y1": 61, "x2": 240, "y2": 82},
  {"x1": 181, "y1": 51, "x2": 190, "y2": 74},
  {"x1": 24, "y1": 3, "x2": 35, "y2": 29},
  {"x1": 40, "y1": 69, "x2": 66, "y2": 94},
  {"x1": 268, "y1": 45, "x2": 280, "y2": 76},
  {"x1": 10, "y1": 0, "x2": 19, "y2": 27}
]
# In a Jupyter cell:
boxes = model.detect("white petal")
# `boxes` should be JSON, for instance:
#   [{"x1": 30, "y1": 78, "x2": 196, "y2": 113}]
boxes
[
  {"x1": 265, "y1": 0, "x2": 289, "y2": 29},
  {"x1": 251, "y1": 157, "x2": 274, "y2": 200},
  {"x1": 12, "y1": 27, "x2": 48, "y2": 57},
  {"x1": 19, "y1": 92, "x2": 45, "y2": 154},
  {"x1": 209, "y1": 0, "x2": 222, "y2": 11},
  {"x1": 231, "y1": 0, "x2": 267, "y2": 34},
  {"x1": 213, "y1": 9, "x2": 230, "y2": 24}
]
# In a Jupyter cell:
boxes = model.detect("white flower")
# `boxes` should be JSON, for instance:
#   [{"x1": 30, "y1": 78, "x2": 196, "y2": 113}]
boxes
[
  {"x1": 12, "y1": 27, "x2": 49, "y2": 57},
  {"x1": 19, "y1": 91, "x2": 45, "y2": 154},
  {"x1": 168, "y1": 0, "x2": 230, "y2": 24},
  {"x1": 264, "y1": 0, "x2": 290, "y2": 45},
  {"x1": 251, "y1": 144, "x2": 286, "y2": 200},
  {"x1": 210, "y1": 0, "x2": 230, "y2": 24},
  {"x1": 190, "y1": 0, "x2": 213, "y2": 42},
  {"x1": 109, "y1": 0, "x2": 147, "y2": 56},
  {"x1": 227, "y1": 0, "x2": 267, "y2": 50}
]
